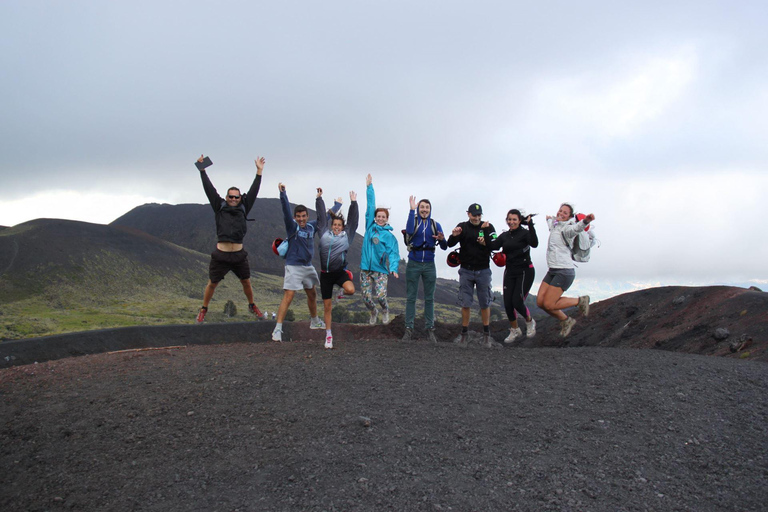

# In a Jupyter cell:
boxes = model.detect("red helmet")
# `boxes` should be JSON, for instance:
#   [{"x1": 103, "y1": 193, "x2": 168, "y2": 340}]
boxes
[
  {"x1": 447, "y1": 250, "x2": 461, "y2": 268},
  {"x1": 492, "y1": 252, "x2": 506, "y2": 267},
  {"x1": 271, "y1": 237, "x2": 284, "y2": 255},
  {"x1": 575, "y1": 213, "x2": 590, "y2": 231}
]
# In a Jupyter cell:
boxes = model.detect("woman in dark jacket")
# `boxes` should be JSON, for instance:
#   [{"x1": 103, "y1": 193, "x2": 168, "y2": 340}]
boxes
[{"x1": 490, "y1": 209, "x2": 538, "y2": 342}]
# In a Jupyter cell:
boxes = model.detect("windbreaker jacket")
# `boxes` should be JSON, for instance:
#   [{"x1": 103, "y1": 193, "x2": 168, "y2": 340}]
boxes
[
  {"x1": 200, "y1": 170, "x2": 261, "y2": 243},
  {"x1": 405, "y1": 210, "x2": 447, "y2": 263},
  {"x1": 446, "y1": 220, "x2": 497, "y2": 270},
  {"x1": 318, "y1": 200, "x2": 359, "y2": 272},
  {"x1": 360, "y1": 184, "x2": 400, "y2": 274},
  {"x1": 545, "y1": 217, "x2": 588, "y2": 269},
  {"x1": 489, "y1": 223, "x2": 538, "y2": 270},
  {"x1": 280, "y1": 191, "x2": 323, "y2": 266}
]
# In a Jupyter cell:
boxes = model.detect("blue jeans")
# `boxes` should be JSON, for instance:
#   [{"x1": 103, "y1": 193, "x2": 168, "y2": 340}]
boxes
[{"x1": 405, "y1": 260, "x2": 437, "y2": 329}]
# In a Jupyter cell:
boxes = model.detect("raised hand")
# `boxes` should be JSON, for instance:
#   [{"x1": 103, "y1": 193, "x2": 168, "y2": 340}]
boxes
[
  {"x1": 409, "y1": 195, "x2": 417, "y2": 210},
  {"x1": 434, "y1": 231, "x2": 445, "y2": 241},
  {"x1": 350, "y1": 191, "x2": 357, "y2": 201},
  {"x1": 584, "y1": 213, "x2": 596, "y2": 223},
  {"x1": 316, "y1": 187, "x2": 323, "y2": 198},
  {"x1": 197, "y1": 154, "x2": 205, "y2": 163},
  {"x1": 278, "y1": 182, "x2": 286, "y2": 192},
  {"x1": 481, "y1": 221, "x2": 490, "y2": 229},
  {"x1": 335, "y1": 196, "x2": 343, "y2": 204},
  {"x1": 254, "y1": 157, "x2": 265, "y2": 174},
  {"x1": 366, "y1": 174, "x2": 372, "y2": 186},
  {"x1": 452, "y1": 226, "x2": 462, "y2": 236}
]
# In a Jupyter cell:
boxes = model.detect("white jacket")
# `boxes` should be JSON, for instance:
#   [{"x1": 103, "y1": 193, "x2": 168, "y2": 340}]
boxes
[{"x1": 546, "y1": 217, "x2": 588, "y2": 269}]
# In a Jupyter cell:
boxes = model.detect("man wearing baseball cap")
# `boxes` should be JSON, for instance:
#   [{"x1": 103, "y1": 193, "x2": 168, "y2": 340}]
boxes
[{"x1": 447, "y1": 203, "x2": 498, "y2": 348}]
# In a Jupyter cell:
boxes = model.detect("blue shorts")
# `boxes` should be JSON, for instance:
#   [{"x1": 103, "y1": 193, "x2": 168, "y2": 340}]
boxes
[
  {"x1": 458, "y1": 268, "x2": 493, "y2": 309},
  {"x1": 543, "y1": 268, "x2": 576, "y2": 292}
]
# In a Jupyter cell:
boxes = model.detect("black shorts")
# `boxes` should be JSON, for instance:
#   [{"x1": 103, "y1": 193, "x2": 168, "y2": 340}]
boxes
[
  {"x1": 209, "y1": 249, "x2": 251, "y2": 283},
  {"x1": 320, "y1": 270, "x2": 352, "y2": 300}
]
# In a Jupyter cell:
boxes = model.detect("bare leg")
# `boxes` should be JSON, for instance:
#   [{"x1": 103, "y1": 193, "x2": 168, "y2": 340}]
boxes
[
  {"x1": 276, "y1": 290, "x2": 296, "y2": 323},
  {"x1": 323, "y1": 298, "x2": 333, "y2": 331},
  {"x1": 305, "y1": 286, "x2": 318, "y2": 318},
  {"x1": 461, "y1": 307, "x2": 471, "y2": 327},
  {"x1": 240, "y1": 278, "x2": 254, "y2": 304},
  {"x1": 480, "y1": 307, "x2": 490, "y2": 326},
  {"x1": 342, "y1": 281, "x2": 355, "y2": 295},
  {"x1": 202, "y1": 280, "x2": 218, "y2": 308},
  {"x1": 537, "y1": 282, "x2": 574, "y2": 321}
]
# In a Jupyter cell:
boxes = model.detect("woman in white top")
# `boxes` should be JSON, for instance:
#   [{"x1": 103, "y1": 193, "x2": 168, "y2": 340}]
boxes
[{"x1": 536, "y1": 202, "x2": 595, "y2": 338}]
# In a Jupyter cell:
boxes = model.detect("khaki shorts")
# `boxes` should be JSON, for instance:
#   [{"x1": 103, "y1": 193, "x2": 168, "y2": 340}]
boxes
[{"x1": 283, "y1": 265, "x2": 320, "y2": 291}]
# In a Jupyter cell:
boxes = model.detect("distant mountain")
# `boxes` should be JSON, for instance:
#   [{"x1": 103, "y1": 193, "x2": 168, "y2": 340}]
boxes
[{"x1": 0, "y1": 218, "x2": 207, "y2": 304}]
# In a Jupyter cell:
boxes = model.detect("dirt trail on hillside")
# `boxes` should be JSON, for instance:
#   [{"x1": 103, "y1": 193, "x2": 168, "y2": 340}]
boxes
[{"x1": 2, "y1": 340, "x2": 766, "y2": 511}]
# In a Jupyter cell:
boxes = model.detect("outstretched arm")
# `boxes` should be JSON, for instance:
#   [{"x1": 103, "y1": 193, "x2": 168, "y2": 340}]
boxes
[
  {"x1": 365, "y1": 174, "x2": 375, "y2": 228},
  {"x1": 315, "y1": 188, "x2": 328, "y2": 233},
  {"x1": 279, "y1": 183, "x2": 297, "y2": 237},
  {"x1": 346, "y1": 191, "x2": 360, "y2": 242},
  {"x1": 243, "y1": 156, "x2": 265, "y2": 213},
  {"x1": 197, "y1": 154, "x2": 223, "y2": 210}
]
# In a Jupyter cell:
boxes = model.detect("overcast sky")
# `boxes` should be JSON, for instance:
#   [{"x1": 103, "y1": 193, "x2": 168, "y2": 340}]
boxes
[{"x1": 1, "y1": 0, "x2": 766, "y2": 299}]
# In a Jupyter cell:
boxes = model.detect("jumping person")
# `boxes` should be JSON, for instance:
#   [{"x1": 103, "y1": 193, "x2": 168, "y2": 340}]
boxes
[
  {"x1": 317, "y1": 191, "x2": 359, "y2": 349},
  {"x1": 489, "y1": 209, "x2": 538, "y2": 343},
  {"x1": 537, "y1": 202, "x2": 594, "y2": 338},
  {"x1": 196, "y1": 154, "x2": 265, "y2": 323},
  {"x1": 446, "y1": 203, "x2": 498, "y2": 348},
  {"x1": 360, "y1": 174, "x2": 400, "y2": 325},
  {"x1": 271, "y1": 184, "x2": 327, "y2": 342},
  {"x1": 402, "y1": 196, "x2": 447, "y2": 343}
]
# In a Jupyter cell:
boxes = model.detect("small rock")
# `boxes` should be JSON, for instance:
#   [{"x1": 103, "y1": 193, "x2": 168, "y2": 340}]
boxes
[
  {"x1": 359, "y1": 416, "x2": 372, "y2": 427},
  {"x1": 713, "y1": 328, "x2": 730, "y2": 341},
  {"x1": 672, "y1": 296, "x2": 686, "y2": 305},
  {"x1": 748, "y1": 286, "x2": 762, "y2": 292},
  {"x1": 187, "y1": 411, "x2": 195, "y2": 416}
]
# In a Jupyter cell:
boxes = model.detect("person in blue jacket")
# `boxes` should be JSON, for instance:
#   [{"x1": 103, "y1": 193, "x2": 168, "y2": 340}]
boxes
[
  {"x1": 402, "y1": 195, "x2": 447, "y2": 343},
  {"x1": 317, "y1": 190, "x2": 359, "y2": 349},
  {"x1": 360, "y1": 173, "x2": 400, "y2": 325},
  {"x1": 271, "y1": 183, "x2": 327, "y2": 342}
]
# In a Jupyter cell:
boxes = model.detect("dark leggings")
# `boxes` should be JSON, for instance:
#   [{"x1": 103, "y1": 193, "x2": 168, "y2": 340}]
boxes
[{"x1": 503, "y1": 265, "x2": 535, "y2": 322}]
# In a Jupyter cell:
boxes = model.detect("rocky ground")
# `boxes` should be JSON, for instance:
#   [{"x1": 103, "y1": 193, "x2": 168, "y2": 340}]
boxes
[{"x1": 1, "y1": 338, "x2": 767, "y2": 511}]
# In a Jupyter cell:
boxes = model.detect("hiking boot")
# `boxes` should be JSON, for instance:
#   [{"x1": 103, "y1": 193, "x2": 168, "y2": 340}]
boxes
[
  {"x1": 427, "y1": 329, "x2": 438, "y2": 344},
  {"x1": 578, "y1": 295, "x2": 590, "y2": 317},
  {"x1": 482, "y1": 332, "x2": 498, "y2": 349},
  {"x1": 271, "y1": 327, "x2": 282, "y2": 342},
  {"x1": 249, "y1": 303, "x2": 263, "y2": 319},
  {"x1": 455, "y1": 332, "x2": 469, "y2": 348},
  {"x1": 559, "y1": 317, "x2": 576, "y2": 338},
  {"x1": 324, "y1": 334, "x2": 333, "y2": 349},
  {"x1": 401, "y1": 328, "x2": 414, "y2": 342},
  {"x1": 503, "y1": 327, "x2": 523, "y2": 344},
  {"x1": 525, "y1": 318, "x2": 537, "y2": 338},
  {"x1": 310, "y1": 317, "x2": 326, "y2": 329},
  {"x1": 368, "y1": 308, "x2": 379, "y2": 325},
  {"x1": 196, "y1": 307, "x2": 207, "y2": 323},
  {"x1": 382, "y1": 309, "x2": 391, "y2": 325}
]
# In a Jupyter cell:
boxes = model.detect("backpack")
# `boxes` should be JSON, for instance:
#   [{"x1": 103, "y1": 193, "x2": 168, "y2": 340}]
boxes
[
  {"x1": 276, "y1": 223, "x2": 315, "y2": 259},
  {"x1": 401, "y1": 218, "x2": 438, "y2": 252},
  {"x1": 563, "y1": 223, "x2": 598, "y2": 262}
]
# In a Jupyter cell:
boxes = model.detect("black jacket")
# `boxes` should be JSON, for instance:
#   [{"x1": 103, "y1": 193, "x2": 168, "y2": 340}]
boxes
[
  {"x1": 489, "y1": 223, "x2": 538, "y2": 270},
  {"x1": 200, "y1": 170, "x2": 262, "y2": 243},
  {"x1": 447, "y1": 221, "x2": 497, "y2": 270}
]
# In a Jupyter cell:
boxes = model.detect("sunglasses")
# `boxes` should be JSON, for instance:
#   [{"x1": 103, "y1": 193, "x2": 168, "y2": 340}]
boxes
[{"x1": 228, "y1": 195, "x2": 241, "y2": 199}]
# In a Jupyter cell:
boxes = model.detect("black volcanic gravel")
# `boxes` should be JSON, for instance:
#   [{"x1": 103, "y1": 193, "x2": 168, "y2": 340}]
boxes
[{"x1": 1, "y1": 340, "x2": 767, "y2": 511}]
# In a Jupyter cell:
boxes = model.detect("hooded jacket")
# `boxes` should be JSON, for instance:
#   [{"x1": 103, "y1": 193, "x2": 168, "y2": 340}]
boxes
[
  {"x1": 405, "y1": 210, "x2": 447, "y2": 263},
  {"x1": 280, "y1": 190, "x2": 323, "y2": 266},
  {"x1": 200, "y1": 170, "x2": 261, "y2": 243},
  {"x1": 318, "y1": 200, "x2": 359, "y2": 272},
  {"x1": 360, "y1": 183, "x2": 400, "y2": 274},
  {"x1": 546, "y1": 217, "x2": 588, "y2": 269}
]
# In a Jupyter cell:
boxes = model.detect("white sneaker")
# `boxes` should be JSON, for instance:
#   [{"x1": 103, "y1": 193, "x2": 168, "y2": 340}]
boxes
[
  {"x1": 368, "y1": 308, "x2": 378, "y2": 325},
  {"x1": 271, "y1": 327, "x2": 282, "y2": 342},
  {"x1": 503, "y1": 327, "x2": 522, "y2": 343},
  {"x1": 525, "y1": 318, "x2": 537, "y2": 338},
  {"x1": 382, "y1": 309, "x2": 390, "y2": 325},
  {"x1": 324, "y1": 335, "x2": 333, "y2": 349},
  {"x1": 310, "y1": 317, "x2": 326, "y2": 329}
]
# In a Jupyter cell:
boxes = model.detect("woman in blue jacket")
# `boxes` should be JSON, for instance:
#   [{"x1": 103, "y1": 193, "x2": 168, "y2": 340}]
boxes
[{"x1": 360, "y1": 174, "x2": 400, "y2": 325}]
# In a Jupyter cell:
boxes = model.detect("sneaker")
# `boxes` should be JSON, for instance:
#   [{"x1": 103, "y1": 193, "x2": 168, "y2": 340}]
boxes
[
  {"x1": 525, "y1": 318, "x2": 537, "y2": 338},
  {"x1": 249, "y1": 304, "x2": 263, "y2": 319},
  {"x1": 427, "y1": 329, "x2": 438, "y2": 344},
  {"x1": 382, "y1": 309, "x2": 391, "y2": 325},
  {"x1": 503, "y1": 327, "x2": 523, "y2": 344},
  {"x1": 368, "y1": 308, "x2": 378, "y2": 325},
  {"x1": 324, "y1": 335, "x2": 333, "y2": 349},
  {"x1": 271, "y1": 327, "x2": 282, "y2": 342},
  {"x1": 196, "y1": 307, "x2": 207, "y2": 323},
  {"x1": 401, "y1": 328, "x2": 413, "y2": 342},
  {"x1": 482, "y1": 332, "x2": 494, "y2": 348},
  {"x1": 559, "y1": 317, "x2": 577, "y2": 338},
  {"x1": 310, "y1": 317, "x2": 326, "y2": 329},
  {"x1": 578, "y1": 295, "x2": 590, "y2": 317},
  {"x1": 455, "y1": 332, "x2": 469, "y2": 348}
]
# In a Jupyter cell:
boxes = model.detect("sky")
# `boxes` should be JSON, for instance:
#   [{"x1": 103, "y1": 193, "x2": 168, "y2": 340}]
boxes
[{"x1": 1, "y1": 0, "x2": 766, "y2": 300}]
